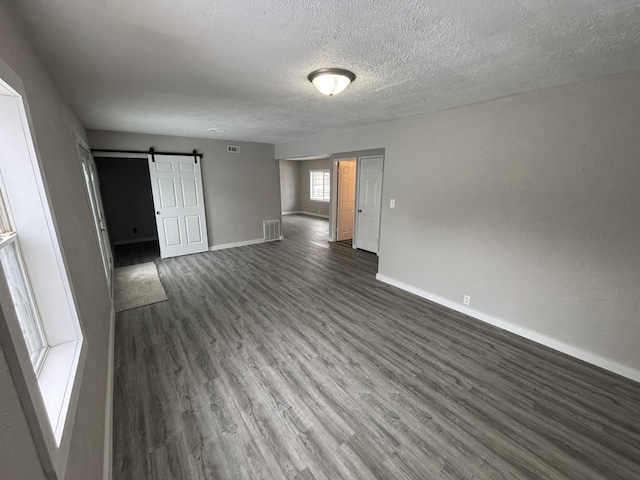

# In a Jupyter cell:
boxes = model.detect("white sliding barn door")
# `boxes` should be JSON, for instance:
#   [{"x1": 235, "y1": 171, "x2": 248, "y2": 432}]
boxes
[
  {"x1": 355, "y1": 155, "x2": 383, "y2": 254},
  {"x1": 148, "y1": 154, "x2": 209, "y2": 258}
]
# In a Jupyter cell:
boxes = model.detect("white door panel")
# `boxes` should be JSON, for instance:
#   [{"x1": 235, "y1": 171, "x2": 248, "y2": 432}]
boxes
[
  {"x1": 181, "y1": 178, "x2": 198, "y2": 206},
  {"x1": 185, "y1": 216, "x2": 202, "y2": 244},
  {"x1": 155, "y1": 160, "x2": 174, "y2": 172},
  {"x1": 179, "y1": 162, "x2": 195, "y2": 173},
  {"x1": 355, "y1": 156, "x2": 383, "y2": 254},
  {"x1": 159, "y1": 178, "x2": 177, "y2": 207},
  {"x1": 163, "y1": 217, "x2": 181, "y2": 246},
  {"x1": 149, "y1": 154, "x2": 209, "y2": 258}
]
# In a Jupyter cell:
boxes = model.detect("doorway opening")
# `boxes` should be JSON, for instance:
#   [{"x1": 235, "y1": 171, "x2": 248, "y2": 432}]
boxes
[
  {"x1": 329, "y1": 150, "x2": 385, "y2": 254},
  {"x1": 94, "y1": 157, "x2": 159, "y2": 267},
  {"x1": 335, "y1": 159, "x2": 357, "y2": 246},
  {"x1": 278, "y1": 150, "x2": 384, "y2": 253},
  {"x1": 278, "y1": 156, "x2": 331, "y2": 245}
]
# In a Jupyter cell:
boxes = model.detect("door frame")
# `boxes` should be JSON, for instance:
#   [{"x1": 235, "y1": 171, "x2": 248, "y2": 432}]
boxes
[
  {"x1": 329, "y1": 149, "x2": 385, "y2": 250},
  {"x1": 332, "y1": 157, "x2": 357, "y2": 244},
  {"x1": 93, "y1": 155, "x2": 158, "y2": 247},
  {"x1": 90, "y1": 152, "x2": 158, "y2": 249},
  {"x1": 76, "y1": 136, "x2": 114, "y2": 288}
]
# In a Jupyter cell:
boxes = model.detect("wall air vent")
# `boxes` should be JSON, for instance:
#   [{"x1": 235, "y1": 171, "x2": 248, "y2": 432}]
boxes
[
  {"x1": 263, "y1": 219, "x2": 281, "y2": 242},
  {"x1": 227, "y1": 145, "x2": 241, "y2": 154}
]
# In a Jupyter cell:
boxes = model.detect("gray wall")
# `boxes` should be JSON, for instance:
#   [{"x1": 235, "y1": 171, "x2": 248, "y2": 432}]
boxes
[
  {"x1": 0, "y1": 313, "x2": 47, "y2": 480},
  {"x1": 279, "y1": 159, "x2": 300, "y2": 213},
  {"x1": 87, "y1": 131, "x2": 279, "y2": 246},
  {"x1": 0, "y1": 1, "x2": 112, "y2": 478},
  {"x1": 95, "y1": 157, "x2": 157, "y2": 244},
  {"x1": 298, "y1": 158, "x2": 331, "y2": 217},
  {"x1": 276, "y1": 71, "x2": 640, "y2": 375}
]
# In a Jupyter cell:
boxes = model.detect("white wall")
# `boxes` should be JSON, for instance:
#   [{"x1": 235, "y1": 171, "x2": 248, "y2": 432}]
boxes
[
  {"x1": 87, "y1": 131, "x2": 280, "y2": 247},
  {"x1": 0, "y1": 1, "x2": 112, "y2": 477},
  {"x1": 276, "y1": 71, "x2": 640, "y2": 378},
  {"x1": 279, "y1": 159, "x2": 300, "y2": 213},
  {"x1": 298, "y1": 158, "x2": 331, "y2": 217}
]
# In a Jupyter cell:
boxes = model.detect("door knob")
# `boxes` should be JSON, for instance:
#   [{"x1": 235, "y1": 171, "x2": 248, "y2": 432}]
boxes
[
  {"x1": 156, "y1": 211, "x2": 161, "y2": 215},
  {"x1": 358, "y1": 209, "x2": 362, "y2": 213}
]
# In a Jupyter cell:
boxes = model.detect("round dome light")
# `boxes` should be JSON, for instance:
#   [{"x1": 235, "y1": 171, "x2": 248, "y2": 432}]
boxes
[{"x1": 308, "y1": 68, "x2": 356, "y2": 96}]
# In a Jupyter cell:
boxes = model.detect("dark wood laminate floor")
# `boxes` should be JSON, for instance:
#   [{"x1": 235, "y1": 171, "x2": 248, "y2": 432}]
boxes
[
  {"x1": 114, "y1": 240, "x2": 160, "y2": 267},
  {"x1": 282, "y1": 214, "x2": 330, "y2": 248},
  {"x1": 114, "y1": 215, "x2": 640, "y2": 480}
]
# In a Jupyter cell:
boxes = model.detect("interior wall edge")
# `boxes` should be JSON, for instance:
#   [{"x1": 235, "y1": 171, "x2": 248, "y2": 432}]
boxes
[{"x1": 102, "y1": 305, "x2": 115, "y2": 480}]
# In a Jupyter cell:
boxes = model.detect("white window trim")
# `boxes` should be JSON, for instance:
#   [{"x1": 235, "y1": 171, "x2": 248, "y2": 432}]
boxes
[
  {"x1": 76, "y1": 136, "x2": 113, "y2": 290},
  {"x1": 0, "y1": 60, "x2": 85, "y2": 479},
  {"x1": 310, "y1": 169, "x2": 330, "y2": 203}
]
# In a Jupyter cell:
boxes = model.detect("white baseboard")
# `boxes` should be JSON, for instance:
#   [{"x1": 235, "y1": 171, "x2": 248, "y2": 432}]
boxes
[
  {"x1": 283, "y1": 211, "x2": 329, "y2": 219},
  {"x1": 209, "y1": 238, "x2": 270, "y2": 251},
  {"x1": 376, "y1": 273, "x2": 640, "y2": 383},
  {"x1": 299, "y1": 211, "x2": 329, "y2": 219},
  {"x1": 113, "y1": 236, "x2": 158, "y2": 246},
  {"x1": 103, "y1": 305, "x2": 115, "y2": 480}
]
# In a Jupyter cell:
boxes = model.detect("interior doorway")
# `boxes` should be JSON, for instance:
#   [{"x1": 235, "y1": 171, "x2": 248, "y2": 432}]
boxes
[
  {"x1": 94, "y1": 157, "x2": 159, "y2": 266},
  {"x1": 329, "y1": 150, "x2": 384, "y2": 253},
  {"x1": 278, "y1": 157, "x2": 331, "y2": 244},
  {"x1": 336, "y1": 159, "x2": 357, "y2": 244}
]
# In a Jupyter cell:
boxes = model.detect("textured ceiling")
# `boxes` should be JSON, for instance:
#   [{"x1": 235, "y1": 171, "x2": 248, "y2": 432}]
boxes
[{"x1": 9, "y1": 0, "x2": 640, "y2": 144}]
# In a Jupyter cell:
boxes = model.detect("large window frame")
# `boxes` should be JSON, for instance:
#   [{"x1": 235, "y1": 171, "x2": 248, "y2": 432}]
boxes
[
  {"x1": 310, "y1": 169, "x2": 330, "y2": 202},
  {"x1": 0, "y1": 61, "x2": 85, "y2": 478}
]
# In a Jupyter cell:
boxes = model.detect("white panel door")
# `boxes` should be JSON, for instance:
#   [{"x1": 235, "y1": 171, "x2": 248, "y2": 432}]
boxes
[
  {"x1": 148, "y1": 154, "x2": 209, "y2": 258},
  {"x1": 355, "y1": 156, "x2": 383, "y2": 253},
  {"x1": 337, "y1": 160, "x2": 356, "y2": 241}
]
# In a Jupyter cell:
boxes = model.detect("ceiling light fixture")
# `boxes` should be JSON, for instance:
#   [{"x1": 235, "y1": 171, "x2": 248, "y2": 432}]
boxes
[
  {"x1": 308, "y1": 68, "x2": 356, "y2": 96},
  {"x1": 207, "y1": 127, "x2": 226, "y2": 133}
]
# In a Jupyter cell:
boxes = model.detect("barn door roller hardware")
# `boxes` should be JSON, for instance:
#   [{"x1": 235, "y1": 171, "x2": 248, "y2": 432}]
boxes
[{"x1": 90, "y1": 148, "x2": 204, "y2": 163}]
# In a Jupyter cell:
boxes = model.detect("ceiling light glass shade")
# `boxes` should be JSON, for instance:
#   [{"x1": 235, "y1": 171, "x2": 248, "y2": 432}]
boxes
[{"x1": 308, "y1": 68, "x2": 356, "y2": 96}]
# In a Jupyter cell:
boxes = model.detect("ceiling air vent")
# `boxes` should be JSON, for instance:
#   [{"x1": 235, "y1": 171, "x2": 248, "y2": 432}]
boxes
[{"x1": 227, "y1": 145, "x2": 241, "y2": 154}]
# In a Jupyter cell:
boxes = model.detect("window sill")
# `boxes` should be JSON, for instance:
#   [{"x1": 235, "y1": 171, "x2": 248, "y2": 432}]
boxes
[
  {"x1": 309, "y1": 199, "x2": 330, "y2": 203},
  {"x1": 37, "y1": 338, "x2": 83, "y2": 445}
]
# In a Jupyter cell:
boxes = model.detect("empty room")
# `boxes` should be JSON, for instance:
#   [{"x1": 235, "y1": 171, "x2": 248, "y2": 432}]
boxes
[{"x1": 0, "y1": 1, "x2": 639, "y2": 479}]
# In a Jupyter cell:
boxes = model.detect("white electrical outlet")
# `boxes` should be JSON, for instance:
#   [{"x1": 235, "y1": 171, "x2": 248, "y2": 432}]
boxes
[
  {"x1": 390, "y1": 199, "x2": 396, "y2": 208},
  {"x1": 463, "y1": 295, "x2": 471, "y2": 306}
]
